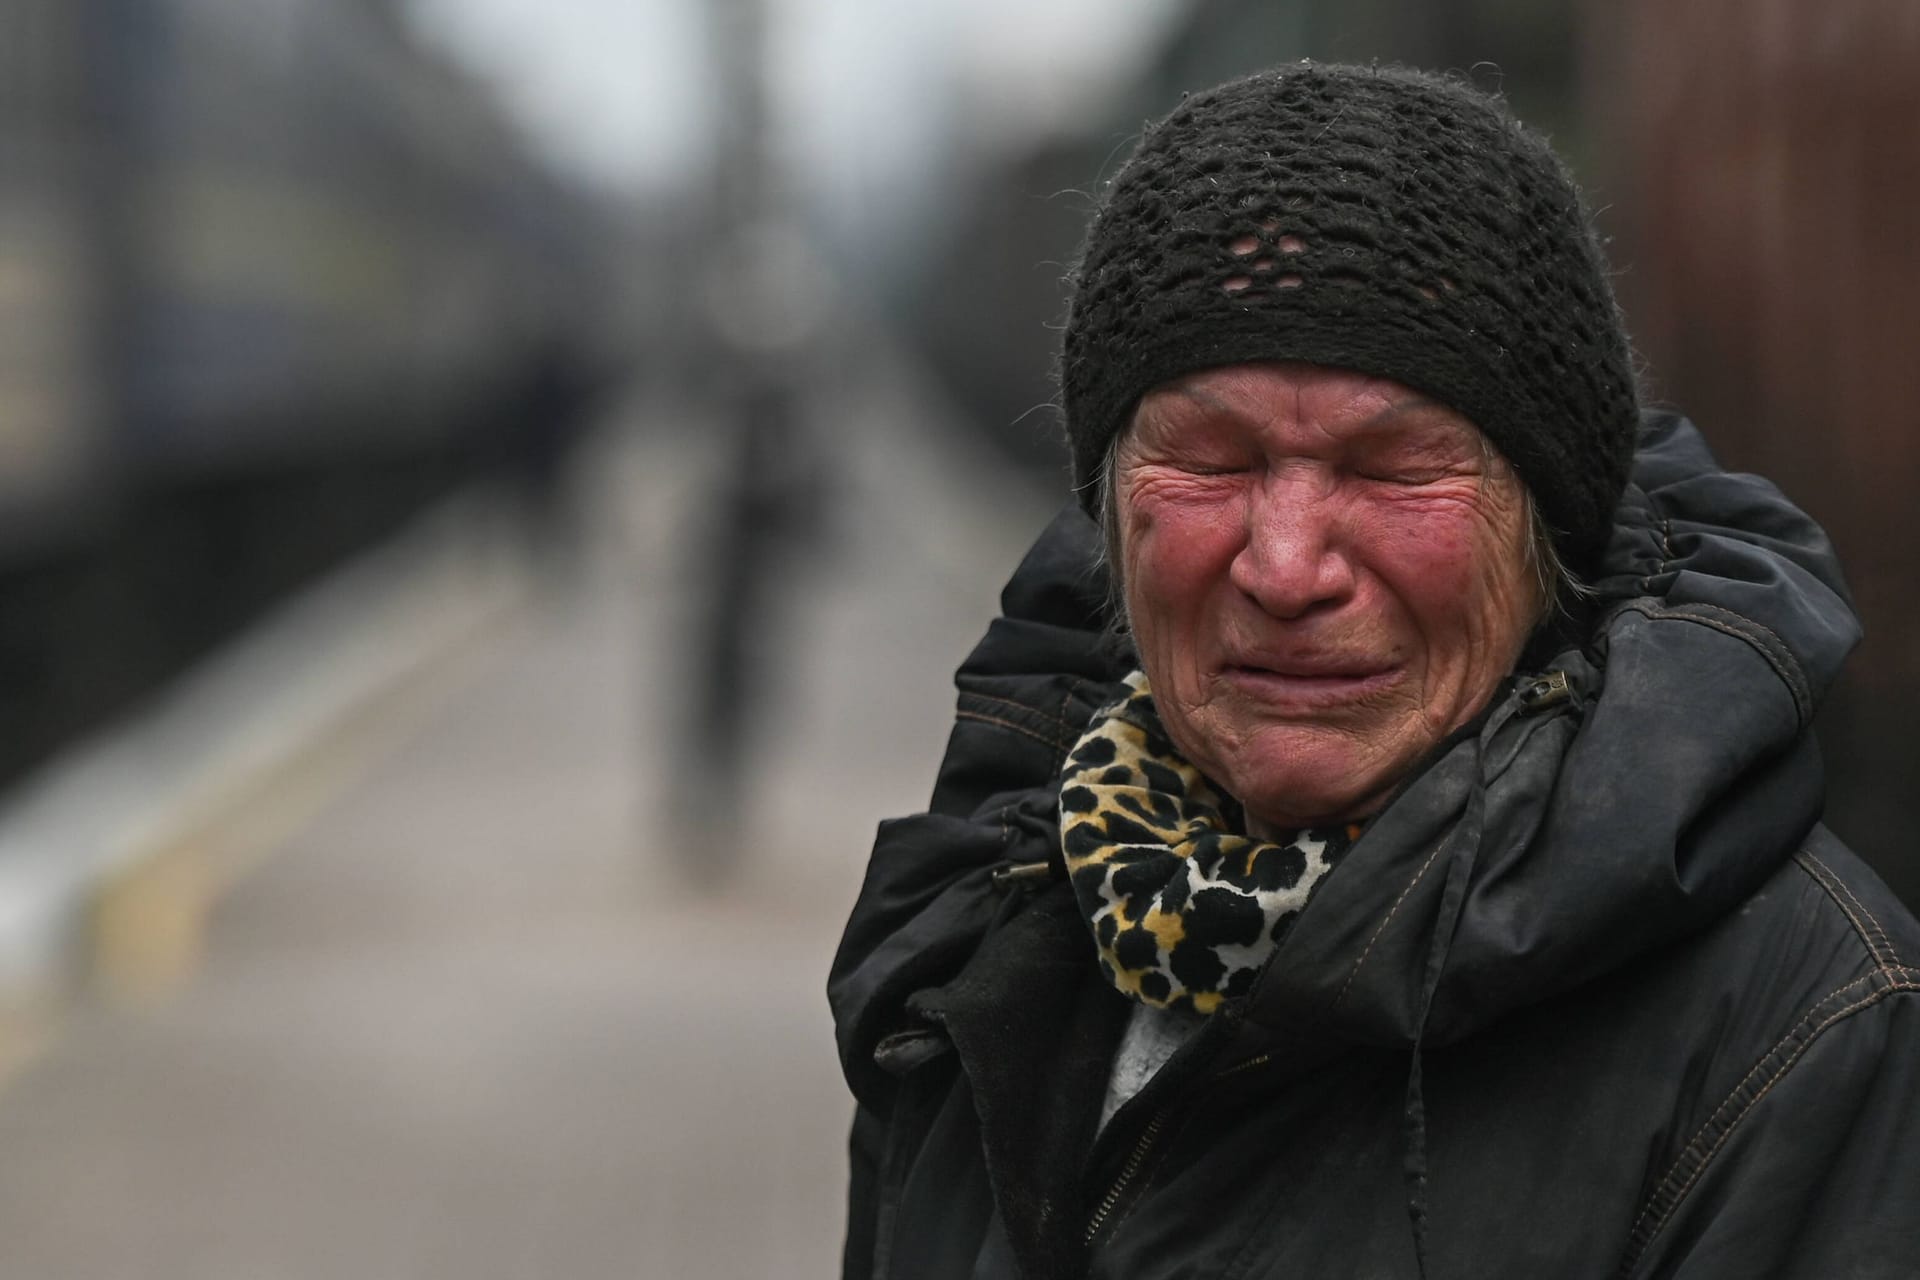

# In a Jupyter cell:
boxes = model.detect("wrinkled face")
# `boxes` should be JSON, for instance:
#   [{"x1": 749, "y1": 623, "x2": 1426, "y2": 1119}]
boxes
[{"x1": 1113, "y1": 361, "x2": 1541, "y2": 833}]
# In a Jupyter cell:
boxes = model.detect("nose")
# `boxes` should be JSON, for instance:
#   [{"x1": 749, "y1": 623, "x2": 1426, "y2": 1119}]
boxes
[{"x1": 1227, "y1": 472, "x2": 1356, "y2": 618}]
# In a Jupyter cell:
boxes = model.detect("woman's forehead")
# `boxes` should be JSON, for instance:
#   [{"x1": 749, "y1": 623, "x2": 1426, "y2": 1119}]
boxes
[{"x1": 1126, "y1": 362, "x2": 1481, "y2": 447}]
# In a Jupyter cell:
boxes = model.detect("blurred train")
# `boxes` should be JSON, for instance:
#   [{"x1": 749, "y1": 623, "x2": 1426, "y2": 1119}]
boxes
[{"x1": 0, "y1": 0, "x2": 617, "y2": 782}]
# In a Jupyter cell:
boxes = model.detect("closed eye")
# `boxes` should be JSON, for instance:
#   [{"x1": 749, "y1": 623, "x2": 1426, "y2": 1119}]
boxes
[{"x1": 1356, "y1": 468, "x2": 1454, "y2": 486}]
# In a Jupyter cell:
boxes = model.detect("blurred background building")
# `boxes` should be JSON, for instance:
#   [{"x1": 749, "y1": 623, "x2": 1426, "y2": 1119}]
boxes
[{"x1": 0, "y1": 0, "x2": 1912, "y2": 1276}]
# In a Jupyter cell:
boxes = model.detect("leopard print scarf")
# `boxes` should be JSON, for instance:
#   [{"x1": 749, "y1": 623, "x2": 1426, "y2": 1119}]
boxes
[{"x1": 1059, "y1": 671, "x2": 1358, "y2": 1014}]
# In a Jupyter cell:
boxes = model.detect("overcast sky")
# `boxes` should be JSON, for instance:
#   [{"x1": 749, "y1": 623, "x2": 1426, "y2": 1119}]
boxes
[{"x1": 404, "y1": 0, "x2": 1182, "y2": 204}]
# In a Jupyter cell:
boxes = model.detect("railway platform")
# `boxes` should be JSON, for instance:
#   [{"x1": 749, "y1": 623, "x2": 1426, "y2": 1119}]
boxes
[{"x1": 0, "y1": 369, "x2": 1054, "y2": 1278}]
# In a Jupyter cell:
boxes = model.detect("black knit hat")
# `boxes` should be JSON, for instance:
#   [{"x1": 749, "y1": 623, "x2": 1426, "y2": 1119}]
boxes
[{"x1": 1061, "y1": 62, "x2": 1638, "y2": 569}]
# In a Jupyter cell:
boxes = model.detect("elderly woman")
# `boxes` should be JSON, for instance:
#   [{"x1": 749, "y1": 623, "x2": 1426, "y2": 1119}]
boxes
[{"x1": 830, "y1": 65, "x2": 1920, "y2": 1279}]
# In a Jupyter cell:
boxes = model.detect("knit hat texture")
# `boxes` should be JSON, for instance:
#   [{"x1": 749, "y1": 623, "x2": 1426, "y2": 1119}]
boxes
[{"x1": 1061, "y1": 62, "x2": 1638, "y2": 568}]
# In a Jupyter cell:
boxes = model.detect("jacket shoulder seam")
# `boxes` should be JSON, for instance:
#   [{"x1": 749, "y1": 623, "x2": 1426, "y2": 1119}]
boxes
[
  {"x1": 1793, "y1": 847, "x2": 1903, "y2": 971},
  {"x1": 1619, "y1": 966, "x2": 1920, "y2": 1274},
  {"x1": 1612, "y1": 599, "x2": 1812, "y2": 727}
]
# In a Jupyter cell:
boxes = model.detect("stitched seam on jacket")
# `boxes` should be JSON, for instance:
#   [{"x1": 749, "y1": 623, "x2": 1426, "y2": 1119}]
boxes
[
  {"x1": 955, "y1": 709, "x2": 1073, "y2": 755},
  {"x1": 1613, "y1": 600, "x2": 1811, "y2": 727},
  {"x1": 1622, "y1": 601, "x2": 1808, "y2": 721},
  {"x1": 957, "y1": 692, "x2": 1078, "y2": 747},
  {"x1": 1797, "y1": 849, "x2": 1900, "y2": 971},
  {"x1": 1335, "y1": 842, "x2": 1447, "y2": 1010},
  {"x1": 1619, "y1": 968, "x2": 1920, "y2": 1275},
  {"x1": 1626, "y1": 511, "x2": 1672, "y2": 594},
  {"x1": 962, "y1": 691, "x2": 1081, "y2": 743},
  {"x1": 1059, "y1": 688, "x2": 1089, "y2": 743}
]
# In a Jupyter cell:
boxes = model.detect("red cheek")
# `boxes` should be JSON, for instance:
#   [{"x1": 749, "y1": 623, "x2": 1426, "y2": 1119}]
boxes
[
  {"x1": 1127, "y1": 487, "x2": 1247, "y2": 573},
  {"x1": 1147, "y1": 518, "x2": 1243, "y2": 589},
  {"x1": 1366, "y1": 497, "x2": 1484, "y2": 592},
  {"x1": 1413, "y1": 529, "x2": 1475, "y2": 585}
]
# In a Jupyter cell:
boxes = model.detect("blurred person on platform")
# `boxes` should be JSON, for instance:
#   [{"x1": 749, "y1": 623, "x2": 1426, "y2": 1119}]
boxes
[
  {"x1": 673, "y1": 217, "x2": 837, "y2": 876},
  {"x1": 829, "y1": 64, "x2": 1920, "y2": 1278}
]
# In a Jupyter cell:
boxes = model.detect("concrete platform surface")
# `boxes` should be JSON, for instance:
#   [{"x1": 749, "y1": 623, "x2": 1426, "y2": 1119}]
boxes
[{"x1": 0, "y1": 374, "x2": 1055, "y2": 1280}]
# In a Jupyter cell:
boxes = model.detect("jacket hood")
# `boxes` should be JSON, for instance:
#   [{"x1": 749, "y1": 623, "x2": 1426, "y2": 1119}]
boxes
[{"x1": 829, "y1": 411, "x2": 1861, "y2": 1100}]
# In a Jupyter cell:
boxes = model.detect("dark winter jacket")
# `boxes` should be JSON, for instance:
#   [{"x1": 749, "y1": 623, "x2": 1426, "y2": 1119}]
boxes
[{"x1": 829, "y1": 413, "x2": 1920, "y2": 1279}]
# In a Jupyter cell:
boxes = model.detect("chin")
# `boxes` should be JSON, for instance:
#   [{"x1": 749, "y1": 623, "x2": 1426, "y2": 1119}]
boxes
[{"x1": 1220, "y1": 737, "x2": 1396, "y2": 833}]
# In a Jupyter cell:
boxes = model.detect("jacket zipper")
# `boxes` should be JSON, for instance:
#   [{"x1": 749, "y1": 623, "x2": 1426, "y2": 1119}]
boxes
[
  {"x1": 1084, "y1": 1112, "x2": 1166, "y2": 1244},
  {"x1": 1081, "y1": 1051, "x2": 1275, "y2": 1246}
]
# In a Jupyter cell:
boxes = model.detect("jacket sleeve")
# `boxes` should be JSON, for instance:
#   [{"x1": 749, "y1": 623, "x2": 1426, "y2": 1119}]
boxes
[
  {"x1": 831, "y1": 505, "x2": 1128, "y2": 1278},
  {"x1": 1631, "y1": 982, "x2": 1920, "y2": 1278}
]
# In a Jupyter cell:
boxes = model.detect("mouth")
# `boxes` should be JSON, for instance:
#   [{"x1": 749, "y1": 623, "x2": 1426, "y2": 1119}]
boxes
[{"x1": 1219, "y1": 661, "x2": 1401, "y2": 708}]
